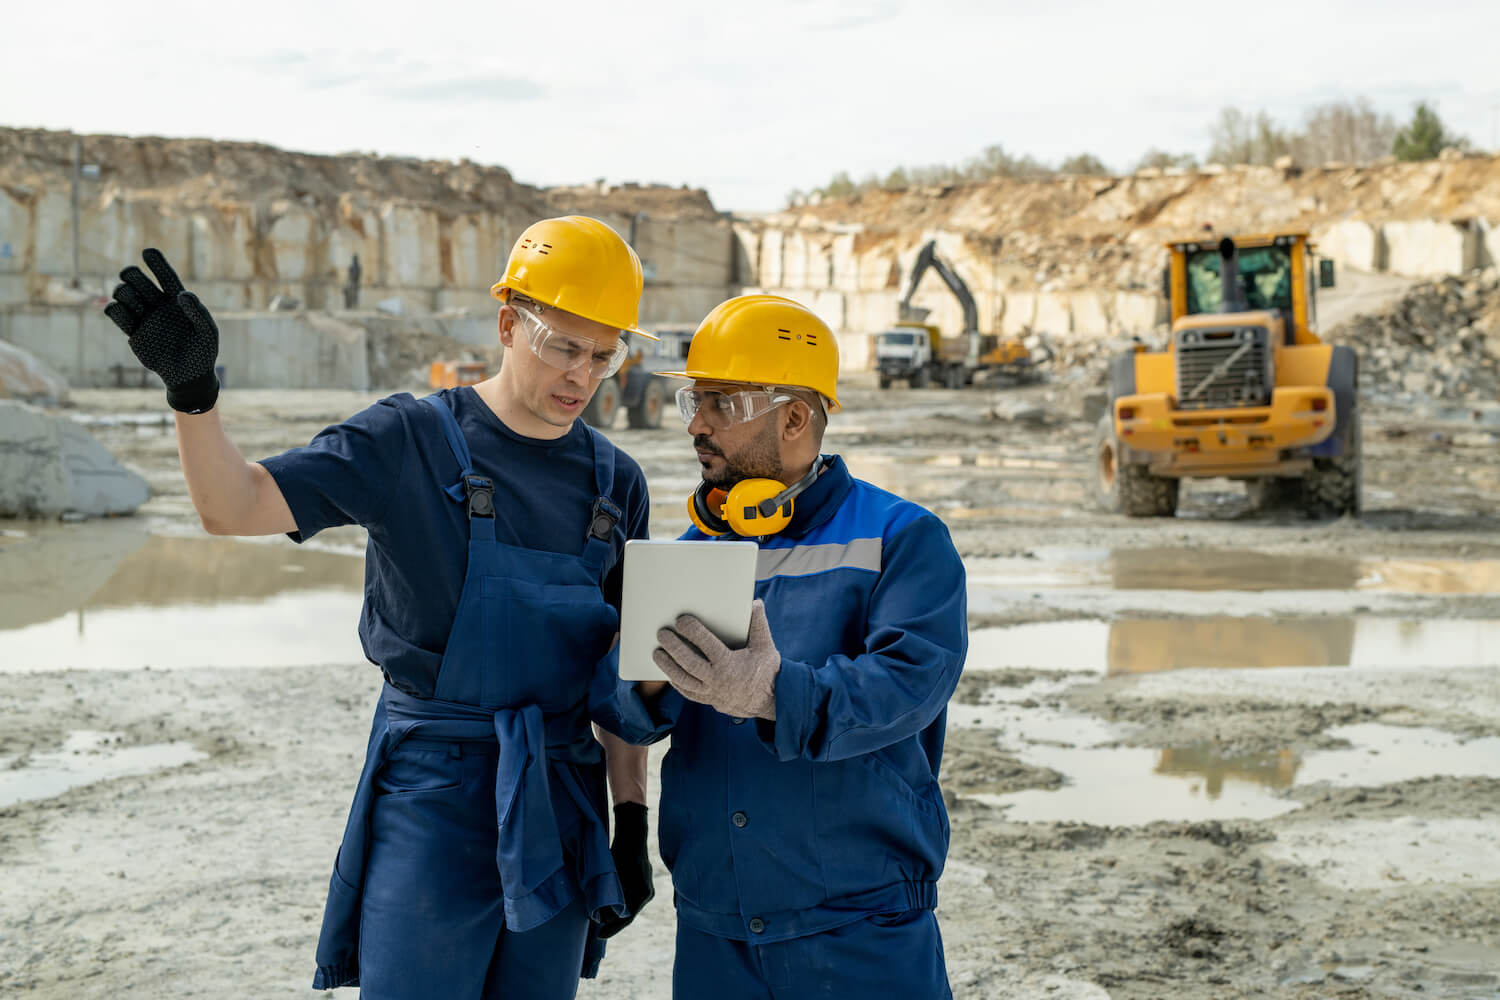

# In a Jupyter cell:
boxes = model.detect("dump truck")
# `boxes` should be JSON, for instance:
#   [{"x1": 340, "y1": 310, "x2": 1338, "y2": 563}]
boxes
[
  {"x1": 1094, "y1": 232, "x2": 1357, "y2": 518},
  {"x1": 874, "y1": 240, "x2": 1049, "y2": 389}
]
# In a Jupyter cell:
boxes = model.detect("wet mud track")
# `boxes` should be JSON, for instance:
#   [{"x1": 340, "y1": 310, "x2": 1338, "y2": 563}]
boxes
[{"x1": 2, "y1": 379, "x2": 1497, "y2": 997}]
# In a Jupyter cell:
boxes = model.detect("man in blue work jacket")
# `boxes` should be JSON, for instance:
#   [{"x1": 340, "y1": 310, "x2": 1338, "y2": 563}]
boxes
[
  {"x1": 599, "y1": 294, "x2": 969, "y2": 998},
  {"x1": 103, "y1": 217, "x2": 659, "y2": 999}
]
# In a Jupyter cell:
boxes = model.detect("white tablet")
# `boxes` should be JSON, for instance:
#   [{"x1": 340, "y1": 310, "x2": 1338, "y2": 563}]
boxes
[{"x1": 617, "y1": 539, "x2": 759, "y2": 682}]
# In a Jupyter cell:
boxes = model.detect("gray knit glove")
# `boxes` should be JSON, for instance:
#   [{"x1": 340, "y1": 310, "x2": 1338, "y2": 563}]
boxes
[
  {"x1": 103, "y1": 248, "x2": 220, "y2": 413},
  {"x1": 653, "y1": 600, "x2": 781, "y2": 720}
]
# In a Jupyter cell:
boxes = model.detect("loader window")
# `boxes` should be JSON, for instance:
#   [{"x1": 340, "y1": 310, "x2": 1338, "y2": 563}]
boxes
[{"x1": 1184, "y1": 245, "x2": 1293, "y2": 315}]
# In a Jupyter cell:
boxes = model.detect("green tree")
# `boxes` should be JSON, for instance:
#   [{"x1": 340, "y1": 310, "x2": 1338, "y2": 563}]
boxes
[
  {"x1": 1135, "y1": 148, "x2": 1198, "y2": 171},
  {"x1": 883, "y1": 166, "x2": 910, "y2": 188},
  {"x1": 1059, "y1": 153, "x2": 1111, "y2": 175},
  {"x1": 823, "y1": 171, "x2": 856, "y2": 198},
  {"x1": 1393, "y1": 102, "x2": 1464, "y2": 161}
]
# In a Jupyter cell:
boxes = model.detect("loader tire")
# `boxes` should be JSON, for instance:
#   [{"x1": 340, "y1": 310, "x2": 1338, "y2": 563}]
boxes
[
  {"x1": 1094, "y1": 416, "x2": 1178, "y2": 517},
  {"x1": 1302, "y1": 409, "x2": 1361, "y2": 517}
]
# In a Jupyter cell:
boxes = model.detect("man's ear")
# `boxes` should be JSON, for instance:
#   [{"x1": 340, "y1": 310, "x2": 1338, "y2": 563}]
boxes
[
  {"x1": 497, "y1": 306, "x2": 516, "y2": 348},
  {"x1": 781, "y1": 399, "x2": 814, "y2": 442}
]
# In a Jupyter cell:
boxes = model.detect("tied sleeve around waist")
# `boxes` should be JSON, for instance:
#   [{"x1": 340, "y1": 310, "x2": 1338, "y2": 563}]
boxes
[{"x1": 381, "y1": 686, "x2": 628, "y2": 933}]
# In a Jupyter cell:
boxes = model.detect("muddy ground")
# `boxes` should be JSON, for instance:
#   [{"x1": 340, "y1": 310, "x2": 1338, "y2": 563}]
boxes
[{"x1": 2, "y1": 374, "x2": 1499, "y2": 999}]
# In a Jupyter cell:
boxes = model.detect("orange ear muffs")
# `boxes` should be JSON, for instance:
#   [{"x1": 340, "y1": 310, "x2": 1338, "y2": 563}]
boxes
[{"x1": 688, "y1": 483, "x2": 732, "y2": 536}]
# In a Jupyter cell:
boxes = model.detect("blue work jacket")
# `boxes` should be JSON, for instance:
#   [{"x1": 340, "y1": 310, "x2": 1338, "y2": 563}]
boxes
[{"x1": 597, "y1": 455, "x2": 968, "y2": 943}]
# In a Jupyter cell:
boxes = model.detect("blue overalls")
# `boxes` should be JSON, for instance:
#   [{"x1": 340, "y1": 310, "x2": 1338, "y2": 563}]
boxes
[{"x1": 311, "y1": 395, "x2": 627, "y2": 997}]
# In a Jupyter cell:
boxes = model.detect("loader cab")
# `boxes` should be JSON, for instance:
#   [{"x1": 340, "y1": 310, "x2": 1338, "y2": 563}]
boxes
[{"x1": 1165, "y1": 233, "x2": 1324, "y2": 345}]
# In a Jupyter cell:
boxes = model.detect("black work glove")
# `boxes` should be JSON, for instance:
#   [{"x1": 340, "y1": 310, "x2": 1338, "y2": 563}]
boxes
[
  {"x1": 596, "y1": 802, "x2": 655, "y2": 939},
  {"x1": 103, "y1": 248, "x2": 221, "y2": 413}
]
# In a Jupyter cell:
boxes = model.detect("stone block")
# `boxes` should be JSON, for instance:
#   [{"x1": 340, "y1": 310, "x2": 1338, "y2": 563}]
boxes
[
  {"x1": 267, "y1": 202, "x2": 317, "y2": 282},
  {"x1": 1312, "y1": 220, "x2": 1386, "y2": 272},
  {"x1": 0, "y1": 400, "x2": 149, "y2": 517},
  {"x1": 1000, "y1": 292, "x2": 1036, "y2": 336},
  {"x1": 0, "y1": 189, "x2": 31, "y2": 276},
  {"x1": 380, "y1": 204, "x2": 442, "y2": 288},
  {"x1": 758, "y1": 229, "x2": 784, "y2": 288},
  {"x1": 1034, "y1": 293, "x2": 1073, "y2": 335},
  {"x1": 1113, "y1": 291, "x2": 1165, "y2": 334},
  {"x1": 1069, "y1": 291, "x2": 1110, "y2": 337},
  {"x1": 191, "y1": 209, "x2": 256, "y2": 281},
  {"x1": 1384, "y1": 219, "x2": 1478, "y2": 277},
  {"x1": 0, "y1": 339, "x2": 69, "y2": 404}
]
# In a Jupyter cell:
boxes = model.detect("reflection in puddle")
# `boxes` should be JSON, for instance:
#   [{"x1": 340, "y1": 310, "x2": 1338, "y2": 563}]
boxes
[
  {"x1": 960, "y1": 721, "x2": 1500, "y2": 826},
  {"x1": 0, "y1": 530, "x2": 365, "y2": 671},
  {"x1": 967, "y1": 547, "x2": 1500, "y2": 595},
  {"x1": 0, "y1": 730, "x2": 208, "y2": 808},
  {"x1": 965, "y1": 618, "x2": 1500, "y2": 674}
]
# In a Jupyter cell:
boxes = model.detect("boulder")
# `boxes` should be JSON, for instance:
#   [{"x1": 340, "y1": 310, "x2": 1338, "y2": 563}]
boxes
[
  {"x1": 0, "y1": 401, "x2": 149, "y2": 518},
  {"x1": 0, "y1": 339, "x2": 70, "y2": 405}
]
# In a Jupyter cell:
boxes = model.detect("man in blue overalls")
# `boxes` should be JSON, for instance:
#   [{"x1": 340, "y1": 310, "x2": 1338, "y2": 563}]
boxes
[
  {"x1": 103, "y1": 217, "x2": 659, "y2": 998},
  {"x1": 598, "y1": 295, "x2": 969, "y2": 998}
]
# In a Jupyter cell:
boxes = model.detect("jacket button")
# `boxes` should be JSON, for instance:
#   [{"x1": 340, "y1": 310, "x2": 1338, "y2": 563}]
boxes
[
  {"x1": 731, "y1": 811, "x2": 748, "y2": 828},
  {"x1": 748, "y1": 917, "x2": 766, "y2": 934},
  {"x1": 731, "y1": 716, "x2": 746, "y2": 725}
]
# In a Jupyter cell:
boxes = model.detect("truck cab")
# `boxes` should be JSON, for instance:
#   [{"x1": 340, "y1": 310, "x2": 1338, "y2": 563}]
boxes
[{"x1": 874, "y1": 323, "x2": 937, "y2": 388}]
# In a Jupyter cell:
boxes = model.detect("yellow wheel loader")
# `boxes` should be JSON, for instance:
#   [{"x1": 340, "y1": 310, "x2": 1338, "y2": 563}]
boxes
[{"x1": 1094, "y1": 232, "x2": 1358, "y2": 517}]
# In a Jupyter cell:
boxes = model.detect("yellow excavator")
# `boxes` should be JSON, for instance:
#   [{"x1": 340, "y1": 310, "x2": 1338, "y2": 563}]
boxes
[{"x1": 1094, "y1": 232, "x2": 1358, "y2": 517}]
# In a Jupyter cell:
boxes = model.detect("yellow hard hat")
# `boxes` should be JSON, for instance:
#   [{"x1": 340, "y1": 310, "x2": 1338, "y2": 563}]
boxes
[
  {"x1": 658, "y1": 295, "x2": 840, "y2": 411},
  {"x1": 490, "y1": 216, "x2": 654, "y2": 339}
]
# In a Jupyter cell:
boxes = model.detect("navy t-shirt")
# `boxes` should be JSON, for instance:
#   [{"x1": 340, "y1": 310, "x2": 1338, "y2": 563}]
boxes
[{"x1": 259, "y1": 387, "x2": 650, "y2": 697}]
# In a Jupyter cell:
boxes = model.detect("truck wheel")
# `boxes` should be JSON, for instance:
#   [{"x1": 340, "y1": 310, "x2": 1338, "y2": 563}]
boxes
[
  {"x1": 943, "y1": 366, "x2": 963, "y2": 389},
  {"x1": 879, "y1": 375, "x2": 893, "y2": 389},
  {"x1": 1302, "y1": 408, "x2": 1361, "y2": 517},
  {"x1": 583, "y1": 378, "x2": 621, "y2": 429},
  {"x1": 911, "y1": 367, "x2": 930, "y2": 389},
  {"x1": 627, "y1": 377, "x2": 665, "y2": 429}
]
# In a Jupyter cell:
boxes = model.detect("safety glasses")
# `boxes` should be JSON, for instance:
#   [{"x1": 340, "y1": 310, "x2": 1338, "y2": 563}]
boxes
[
  {"x1": 675, "y1": 385, "x2": 797, "y2": 430},
  {"x1": 512, "y1": 301, "x2": 630, "y2": 379}
]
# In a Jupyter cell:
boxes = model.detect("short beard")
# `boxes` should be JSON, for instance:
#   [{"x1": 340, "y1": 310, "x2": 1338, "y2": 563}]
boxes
[{"x1": 697, "y1": 422, "x2": 785, "y2": 489}]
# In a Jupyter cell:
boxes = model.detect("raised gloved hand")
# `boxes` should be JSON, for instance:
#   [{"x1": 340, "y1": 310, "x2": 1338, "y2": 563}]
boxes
[
  {"x1": 103, "y1": 248, "x2": 221, "y2": 413},
  {"x1": 653, "y1": 599, "x2": 781, "y2": 720},
  {"x1": 596, "y1": 802, "x2": 655, "y2": 939}
]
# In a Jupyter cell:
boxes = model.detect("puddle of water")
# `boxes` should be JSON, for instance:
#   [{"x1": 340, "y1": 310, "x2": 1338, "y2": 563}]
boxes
[
  {"x1": 965, "y1": 618, "x2": 1500, "y2": 674},
  {"x1": 0, "y1": 529, "x2": 366, "y2": 671},
  {"x1": 968, "y1": 547, "x2": 1500, "y2": 596},
  {"x1": 958, "y1": 720, "x2": 1500, "y2": 826},
  {"x1": 0, "y1": 730, "x2": 208, "y2": 808}
]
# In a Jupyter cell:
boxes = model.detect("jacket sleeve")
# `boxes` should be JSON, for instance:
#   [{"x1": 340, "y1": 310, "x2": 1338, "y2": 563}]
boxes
[
  {"x1": 756, "y1": 514, "x2": 967, "y2": 762},
  {"x1": 588, "y1": 649, "x2": 683, "y2": 746}
]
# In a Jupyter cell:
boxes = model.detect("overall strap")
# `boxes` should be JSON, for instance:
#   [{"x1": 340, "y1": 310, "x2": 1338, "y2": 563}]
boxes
[
  {"x1": 418, "y1": 394, "x2": 496, "y2": 534},
  {"x1": 581, "y1": 425, "x2": 621, "y2": 574}
]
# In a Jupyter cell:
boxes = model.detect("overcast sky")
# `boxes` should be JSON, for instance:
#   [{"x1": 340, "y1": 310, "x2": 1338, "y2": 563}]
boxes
[{"x1": 4, "y1": 0, "x2": 1497, "y2": 212}]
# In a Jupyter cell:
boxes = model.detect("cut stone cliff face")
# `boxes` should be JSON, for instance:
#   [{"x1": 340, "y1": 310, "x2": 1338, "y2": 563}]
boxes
[
  {"x1": 0, "y1": 128, "x2": 733, "y2": 324},
  {"x1": 732, "y1": 155, "x2": 1500, "y2": 357}
]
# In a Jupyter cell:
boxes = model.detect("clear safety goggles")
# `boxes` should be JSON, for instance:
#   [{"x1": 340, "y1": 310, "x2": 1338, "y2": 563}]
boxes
[
  {"x1": 675, "y1": 385, "x2": 798, "y2": 430},
  {"x1": 512, "y1": 301, "x2": 630, "y2": 379}
]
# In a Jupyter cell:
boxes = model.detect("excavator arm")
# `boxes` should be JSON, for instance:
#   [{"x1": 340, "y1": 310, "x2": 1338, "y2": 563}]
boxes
[{"x1": 899, "y1": 240, "x2": 980, "y2": 334}]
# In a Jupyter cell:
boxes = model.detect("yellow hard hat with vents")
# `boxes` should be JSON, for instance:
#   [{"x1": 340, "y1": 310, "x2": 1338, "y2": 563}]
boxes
[
  {"x1": 490, "y1": 216, "x2": 654, "y2": 339},
  {"x1": 658, "y1": 295, "x2": 840, "y2": 410}
]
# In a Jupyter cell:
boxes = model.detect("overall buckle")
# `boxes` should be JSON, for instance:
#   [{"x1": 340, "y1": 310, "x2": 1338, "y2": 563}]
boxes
[
  {"x1": 464, "y1": 475, "x2": 495, "y2": 519},
  {"x1": 588, "y1": 497, "x2": 621, "y2": 542}
]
